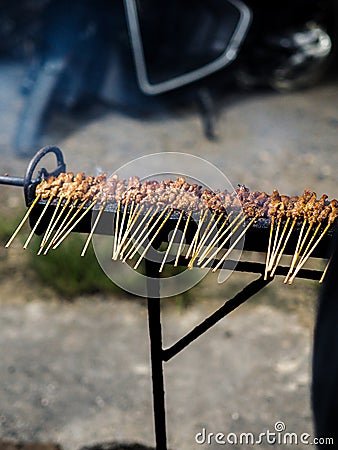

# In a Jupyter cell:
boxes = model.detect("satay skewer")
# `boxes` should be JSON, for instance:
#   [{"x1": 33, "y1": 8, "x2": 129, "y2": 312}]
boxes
[
  {"x1": 134, "y1": 209, "x2": 172, "y2": 270},
  {"x1": 5, "y1": 195, "x2": 41, "y2": 248},
  {"x1": 126, "y1": 201, "x2": 136, "y2": 230},
  {"x1": 212, "y1": 216, "x2": 257, "y2": 272},
  {"x1": 119, "y1": 204, "x2": 144, "y2": 259},
  {"x1": 284, "y1": 219, "x2": 307, "y2": 282},
  {"x1": 23, "y1": 195, "x2": 53, "y2": 249},
  {"x1": 269, "y1": 217, "x2": 282, "y2": 271},
  {"x1": 199, "y1": 213, "x2": 244, "y2": 267},
  {"x1": 188, "y1": 212, "x2": 219, "y2": 268},
  {"x1": 299, "y1": 222, "x2": 313, "y2": 255},
  {"x1": 52, "y1": 200, "x2": 97, "y2": 249},
  {"x1": 114, "y1": 195, "x2": 131, "y2": 260},
  {"x1": 113, "y1": 203, "x2": 127, "y2": 260},
  {"x1": 123, "y1": 206, "x2": 158, "y2": 260},
  {"x1": 115, "y1": 202, "x2": 128, "y2": 259},
  {"x1": 159, "y1": 210, "x2": 184, "y2": 272},
  {"x1": 197, "y1": 211, "x2": 237, "y2": 264},
  {"x1": 193, "y1": 209, "x2": 209, "y2": 255},
  {"x1": 122, "y1": 206, "x2": 157, "y2": 261},
  {"x1": 284, "y1": 222, "x2": 322, "y2": 283},
  {"x1": 291, "y1": 222, "x2": 314, "y2": 271},
  {"x1": 296, "y1": 223, "x2": 321, "y2": 267},
  {"x1": 268, "y1": 217, "x2": 291, "y2": 273},
  {"x1": 270, "y1": 218, "x2": 295, "y2": 277},
  {"x1": 50, "y1": 198, "x2": 84, "y2": 245},
  {"x1": 37, "y1": 196, "x2": 63, "y2": 254},
  {"x1": 42, "y1": 197, "x2": 74, "y2": 255},
  {"x1": 319, "y1": 257, "x2": 331, "y2": 284},
  {"x1": 128, "y1": 206, "x2": 169, "y2": 261},
  {"x1": 112, "y1": 201, "x2": 121, "y2": 259},
  {"x1": 115, "y1": 202, "x2": 141, "y2": 258},
  {"x1": 81, "y1": 202, "x2": 106, "y2": 257},
  {"x1": 264, "y1": 217, "x2": 275, "y2": 280},
  {"x1": 174, "y1": 210, "x2": 192, "y2": 267},
  {"x1": 284, "y1": 222, "x2": 322, "y2": 284},
  {"x1": 288, "y1": 222, "x2": 331, "y2": 284},
  {"x1": 185, "y1": 209, "x2": 208, "y2": 259},
  {"x1": 193, "y1": 212, "x2": 223, "y2": 257}
]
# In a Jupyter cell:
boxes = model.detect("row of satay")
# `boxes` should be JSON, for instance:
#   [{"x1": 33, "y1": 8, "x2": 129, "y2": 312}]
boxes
[{"x1": 34, "y1": 172, "x2": 338, "y2": 226}]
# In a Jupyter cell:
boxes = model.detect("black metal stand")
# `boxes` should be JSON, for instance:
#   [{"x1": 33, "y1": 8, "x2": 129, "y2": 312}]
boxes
[
  {"x1": 0, "y1": 146, "x2": 329, "y2": 450},
  {"x1": 145, "y1": 264, "x2": 274, "y2": 450},
  {"x1": 144, "y1": 255, "x2": 325, "y2": 450},
  {"x1": 146, "y1": 259, "x2": 168, "y2": 450}
]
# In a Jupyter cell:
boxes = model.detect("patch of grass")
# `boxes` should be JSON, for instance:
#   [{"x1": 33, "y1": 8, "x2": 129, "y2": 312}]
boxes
[
  {"x1": 1, "y1": 211, "x2": 195, "y2": 305},
  {"x1": 0, "y1": 210, "x2": 25, "y2": 243},
  {"x1": 29, "y1": 233, "x2": 123, "y2": 299}
]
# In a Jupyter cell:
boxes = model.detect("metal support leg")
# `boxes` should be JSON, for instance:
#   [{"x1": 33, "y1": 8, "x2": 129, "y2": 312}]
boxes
[{"x1": 146, "y1": 259, "x2": 167, "y2": 450}]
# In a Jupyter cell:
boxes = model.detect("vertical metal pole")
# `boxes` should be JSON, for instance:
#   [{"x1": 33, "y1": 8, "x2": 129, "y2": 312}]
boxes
[{"x1": 146, "y1": 258, "x2": 168, "y2": 450}]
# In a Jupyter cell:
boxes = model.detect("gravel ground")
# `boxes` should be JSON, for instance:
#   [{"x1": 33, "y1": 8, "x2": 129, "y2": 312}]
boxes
[{"x1": 0, "y1": 59, "x2": 337, "y2": 449}]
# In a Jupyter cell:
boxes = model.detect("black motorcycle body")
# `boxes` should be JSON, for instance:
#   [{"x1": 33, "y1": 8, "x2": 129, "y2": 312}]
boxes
[{"x1": 11, "y1": 0, "x2": 336, "y2": 156}]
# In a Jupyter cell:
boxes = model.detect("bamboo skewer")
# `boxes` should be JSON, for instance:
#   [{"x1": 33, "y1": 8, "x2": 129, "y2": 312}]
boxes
[
  {"x1": 128, "y1": 206, "x2": 169, "y2": 261},
  {"x1": 113, "y1": 201, "x2": 121, "y2": 259},
  {"x1": 197, "y1": 211, "x2": 238, "y2": 264},
  {"x1": 297, "y1": 222, "x2": 313, "y2": 260},
  {"x1": 288, "y1": 223, "x2": 331, "y2": 284},
  {"x1": 122, "y1": 206, "x2": 156, "y2": 261},
  {"x1": 50, "y1": 199, "x2": 84, "y2": 245},
  {"x1": 193, "y1": 213, "x2": 223, "y2": 258},
  {"x1": 174, "y1": 210, "x2": 192, "y2": 267},
  {"x1": 134, "y1": 209, "x2": 172, "y2": 270},
  {"x1": 264, "y1": 217, "x2": 275, "y2": 280},
  {"x1": 296, "y1": 223, "x2": 321, "y2": 268},
  {"x1": 6, "y1": 170, "x2": 338, "y2": 284},
  {"x1": 159, "y1": 210, "x2": 184, "y2": 273},
  {"x1": 52, "y1": 201, "x2": 97, "y2": 249},
  {"x1": 122, "y1": 206, "x2": 158, "y2": 261},
  {"x1": 270, "y1": 218, "x2": 295, "y2": 277},
  {"x1": 37, "y1": 197, "x2": 63, "y2": 254},
  {"x1": 81, "y1": 203, "x2": 106, "y2": 257},
  {"x1": 319, "y1": 257, "x2": 331, "y2": 284},
  {"x1": 284, "y1": 222, "x2": 321, "y2": 283},
  {"x1": 185, "y1": 210, "x2": 207, "y2": 259},
  {"x1": 284, "y1": 219, "x2": 307, "y2": 282},
  {"x1": 114, "y1": 196, "x2": 131, "y2": 259},
  {"x1": 115, "y1": 203, "x2": 140, "y2": 258},
  {"x1": 193, "y1": 209, "x2": 209, "y2": 255},
  {"x1": 199, "y1": 214, "x2": 245, "y2": 269},
  {"x1": 23, "y1": 196, "x2": 53, "y2": 249},
  {"x1": 115, "y1": 203, "x2": 128, "y2": 258},
  {"x1": 113, "y1": 203, "x2": 128, "y2": 260},
  {"x1": 5, "y1": 195, "x2": 41, "y2": 248},
  {"x1": 268, "y1": 217, "x2": 291, "y2": 273},
  {"x1": 212, "y1": 216, "x2": 257, "y2": 272},
  {"x1": 188, "y1": 212, "x2": 218, "y2": 268},
  {"x1": 269, "y1": 217, "x2": 281, "y2": 271},
  {"x1": 198, "y1": 216, "x2": 242, "y2": 267},
  {"x1": 119, "y1": 204, "x2": 144, "y2": 259},
  {"x1": 126, "y1": 201, "x2": 136, "y2": 230},
  {"x1": 42, "y1": 197, "x2": 74, "y2": 255},
  {"x1": 283, "y1": 222, "x2": 314, "y2": 274}
]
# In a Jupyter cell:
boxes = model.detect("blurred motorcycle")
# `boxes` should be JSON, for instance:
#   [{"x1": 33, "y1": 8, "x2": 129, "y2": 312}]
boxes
[{"x1": 11, "y1": 0, "x2": 336, "y2": 156}]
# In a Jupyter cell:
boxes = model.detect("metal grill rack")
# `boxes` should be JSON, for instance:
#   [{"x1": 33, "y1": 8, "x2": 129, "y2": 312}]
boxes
[{"x1": 0, "y1": 146, "x2": 332, "y2": 450}]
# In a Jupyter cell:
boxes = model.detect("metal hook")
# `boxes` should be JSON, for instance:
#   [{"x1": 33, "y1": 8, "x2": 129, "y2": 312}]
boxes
[{"x1": 24, "y1": 145, "x2": 66, "y2": 205}]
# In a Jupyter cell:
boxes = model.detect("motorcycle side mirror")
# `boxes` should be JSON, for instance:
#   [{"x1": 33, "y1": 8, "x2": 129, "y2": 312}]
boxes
[{"x1": 124, "y1": 0, "x2": 252, "y2": 95}]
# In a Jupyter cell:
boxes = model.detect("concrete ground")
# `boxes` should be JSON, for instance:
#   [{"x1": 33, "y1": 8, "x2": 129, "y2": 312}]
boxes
[{"x1": 0, "y1": 59, "x2": 337, "y2": 449}]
